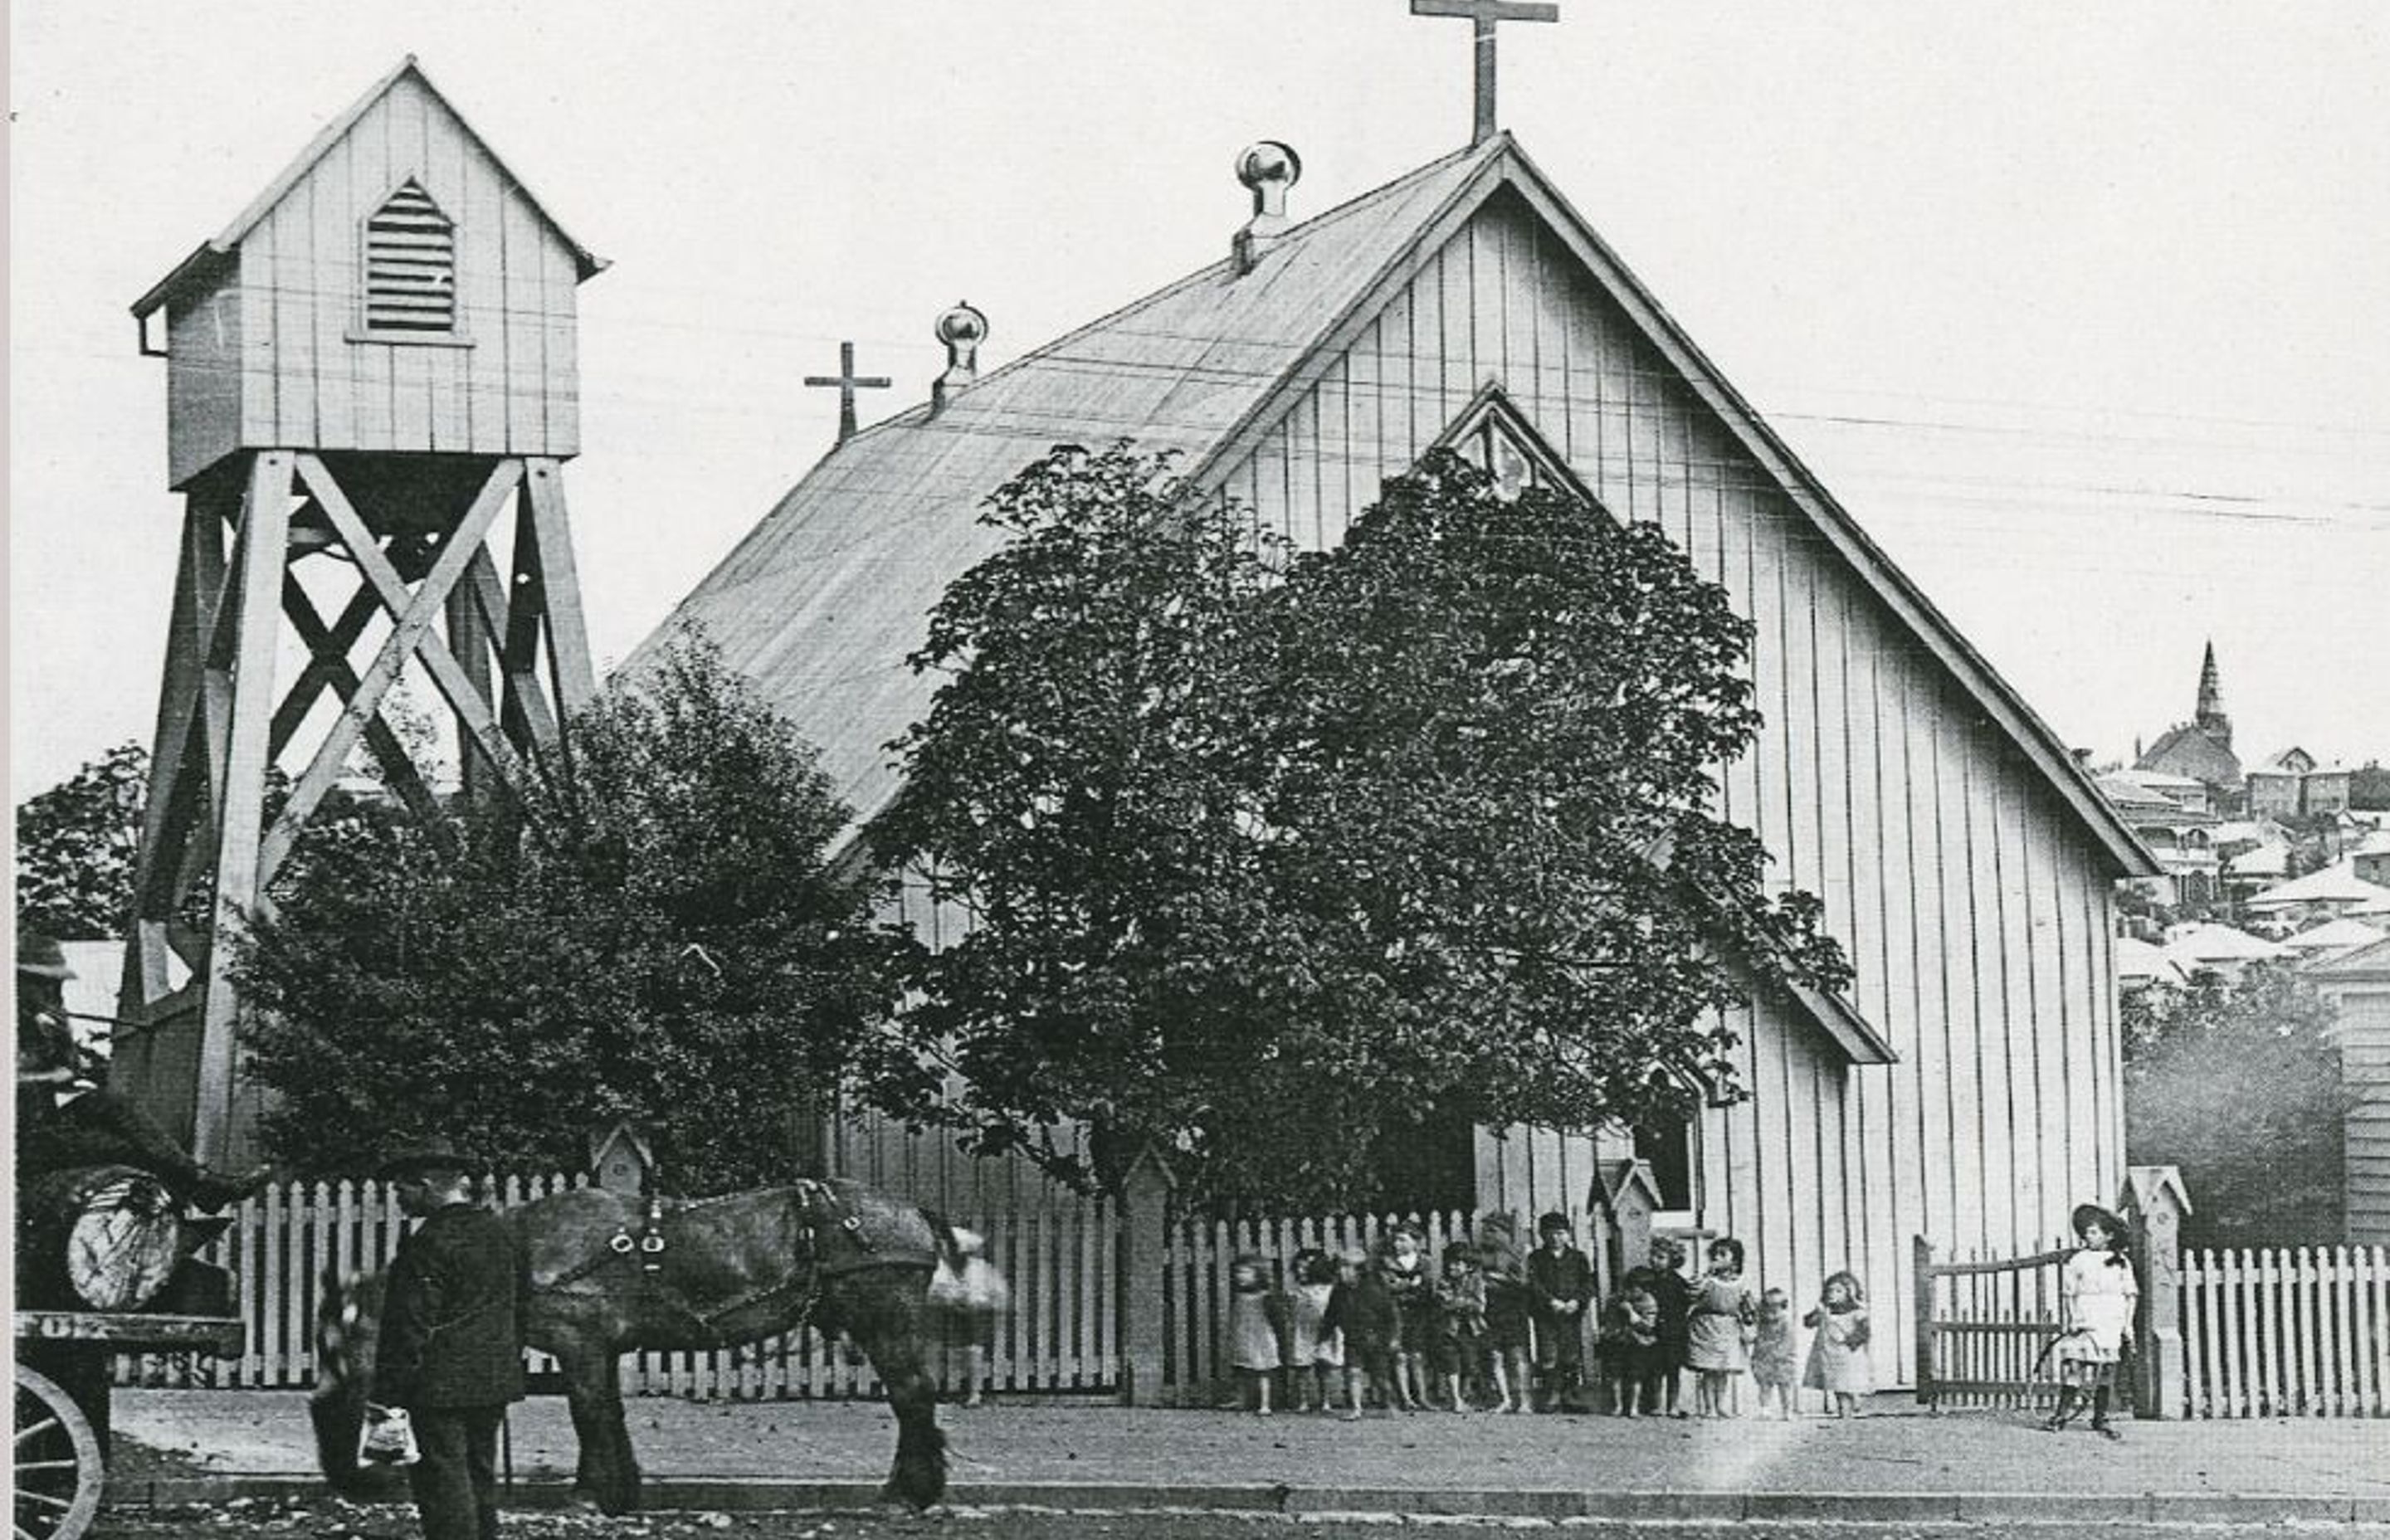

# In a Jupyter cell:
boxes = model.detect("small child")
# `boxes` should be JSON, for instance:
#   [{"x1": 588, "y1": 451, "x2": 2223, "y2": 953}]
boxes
[
  {"x1": 2046, "y1": 1204, "x2": 2138, "y2": 1440},
  {"x1": 1801, "y1": 1270, "x2": 1873, "y2": 1419},
  {"x1": 1285, "y1": 1248, "x2": 1344, "y2": 1413},
  {"x1": 1602, "y1": 1272, "x2": 1662, "y2": 1416},
  {"x1": 1685, "y1": 1237, "x2": 1756, "y2": 1418},
  {"x1": 1525, "y1": 1212, "x2": 1594, "y2": 1411},
  {"x1": 1478, "y1": 1217, "x2": 1533, "y2": 1414},
  {"x1": 1382, "y1": 1225, "x2": 1435, "y2": 1412},
  {"x1": 1751, "y1": 1286, "x2": 1799, "y2": 1419},
  {"x1": 1645, "y1": 1238, "x2": 1693, "y2": 1417},
  {"x1": 1324, "y1": 1246, "x2": 1399, "y2": 1419},
  {"x1": 1227, "y1": 1254, "x2": 1282, "y2": 1415},
  {"x1": 1433, "y1": 1241, "x2": 1494, "y2": 1412}
]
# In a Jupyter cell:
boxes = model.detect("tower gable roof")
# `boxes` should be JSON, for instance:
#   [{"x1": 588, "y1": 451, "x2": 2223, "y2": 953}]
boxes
[
  {"x1": 641, "y1": 132, "x2": 2154, "y2": 880},
  {"x1": 133, "y1": 56, "x2": 603, "y2": 321}
]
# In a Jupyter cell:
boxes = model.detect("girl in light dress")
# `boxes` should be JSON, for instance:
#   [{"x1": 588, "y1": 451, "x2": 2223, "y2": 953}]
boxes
[
  {"x1": 1284, "y1": 1248, "x2": 1345, "y2": 1413},
  {"x1": 1227, "y1": 1254, "x2": 1284, "y2": 1415},
  {"x1": 1684, "y1": 1236, "x2": 1757, "y2": 1417},
  {"x1": 2045, "y1": 1204, "x2": 2139, "y2": 1440},
  {"x1": 1800, "y1": 1270, "x2": 1875, "y2": 1418},
  {"x1": 1750, "y1": 1286, "x2": 1800, "y2": 1419}
]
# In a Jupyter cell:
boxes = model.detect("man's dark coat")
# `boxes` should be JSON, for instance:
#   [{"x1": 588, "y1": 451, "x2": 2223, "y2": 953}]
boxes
[{"x1": 372, "y1": 1202, "x2": 525, "y2": 1410}]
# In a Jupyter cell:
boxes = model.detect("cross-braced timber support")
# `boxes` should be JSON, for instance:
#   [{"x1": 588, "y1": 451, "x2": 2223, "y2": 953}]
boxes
[{"x1": 112, "y1": 451, "x2": 596, "y2": 1163}]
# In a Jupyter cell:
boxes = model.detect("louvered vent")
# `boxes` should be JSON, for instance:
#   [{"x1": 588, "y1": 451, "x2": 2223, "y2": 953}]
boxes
[{"x1": 363, "y1": 180, "x2": 456, "y2": 334}]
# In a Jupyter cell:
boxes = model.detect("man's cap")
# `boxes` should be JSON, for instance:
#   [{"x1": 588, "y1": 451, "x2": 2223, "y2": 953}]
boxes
[
  {"x1": 375, "y1": 1138, "x2": 484, "y2": 1180},
  {"x1": 17, "y1": 933, "x2": 75, "y2": 980},
  {"x1": 1536, "y1": 1210, "x2": 1572, "y2": 1234}
]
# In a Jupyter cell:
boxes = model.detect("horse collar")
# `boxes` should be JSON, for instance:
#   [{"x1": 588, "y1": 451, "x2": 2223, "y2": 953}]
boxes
[{"x1": 607, "y1": 1196, "x2": 671, "y2": 1274}]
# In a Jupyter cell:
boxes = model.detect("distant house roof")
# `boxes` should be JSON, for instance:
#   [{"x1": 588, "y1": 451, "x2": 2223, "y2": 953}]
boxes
[
  {"x1": 2163, "y1": 922, "x2": 2290, "y2": 968},
  {"x1": 2353, "y1": 829, "x2": 2390, "y2": 858},
  {"x1": 2285, "y1": 917, "x2": 2390, "y2": 959},
  {"x1": 2245, "y1": 858, "x2": 2390, "y2": 910},
  {"x1": 2255, "y1": 747, "x2": 2316, "y2": 775},
  {"x1": 133, "y1": 56, "x2": 603, "y2": 321},
  {"x1": 2225, "y1": 842, "x2": 2291, "y2": 879},
  {"x1": 2116, "y1": 936, "x2": 2189, "y2": 987},
  {"x1": 2095, "y1": 774, "x2": 2178, "y2": 812},
  {"x1": 2308, "y1": 934, "x2": 2390, "y2": 982}
]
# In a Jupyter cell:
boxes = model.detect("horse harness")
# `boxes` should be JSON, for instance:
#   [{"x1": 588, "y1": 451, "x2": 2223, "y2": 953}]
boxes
[{"x1": 553, "y1": 1178, "x2": 878, "y2": 1338}]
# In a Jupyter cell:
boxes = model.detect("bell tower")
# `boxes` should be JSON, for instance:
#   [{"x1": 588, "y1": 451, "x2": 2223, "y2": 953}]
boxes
[{"x1": 115, "y1": 58, "x2": 606, "y2": 1163}]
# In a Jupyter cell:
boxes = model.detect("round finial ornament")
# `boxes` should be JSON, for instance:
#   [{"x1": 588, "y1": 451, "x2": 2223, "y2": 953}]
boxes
[
  {"x1": 1236, "y1": 140, "x2": 1302, "y2": 192},
  {"x1": 935, "y1": 301, "x2": 989, "y2": 348}
]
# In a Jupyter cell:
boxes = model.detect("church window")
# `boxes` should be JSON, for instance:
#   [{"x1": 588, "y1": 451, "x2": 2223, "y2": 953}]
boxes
[
  {"x1": 361, "y1": 179, "x2": 458, "y2": 336},
  {"x1": 1429, "y1": 383, "x2": 1597, "y2": 507}
]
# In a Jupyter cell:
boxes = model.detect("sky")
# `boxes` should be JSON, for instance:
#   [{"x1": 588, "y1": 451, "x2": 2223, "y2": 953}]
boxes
[{"x1": 10, "y1": 0, "x2": 2388, "y2": 800}]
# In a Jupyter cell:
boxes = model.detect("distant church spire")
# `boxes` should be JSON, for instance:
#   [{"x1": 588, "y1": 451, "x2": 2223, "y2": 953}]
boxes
[{"x1": 2195, "y1": 640, "x2": 2231, "y2": 748}]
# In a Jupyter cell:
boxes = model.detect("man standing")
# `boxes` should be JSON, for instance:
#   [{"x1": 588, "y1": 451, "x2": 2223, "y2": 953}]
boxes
[{"x1": 368, "y1": 1140, "x2": 523, "y2": 1540}]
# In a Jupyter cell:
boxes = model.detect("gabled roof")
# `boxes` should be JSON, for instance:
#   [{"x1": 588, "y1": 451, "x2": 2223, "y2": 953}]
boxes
[
  {"x1": 2309, "y1": 934, "x2": 2390, "y2": 982},
  {"x1": 2162, "y1": 921, "x2": 2290, "y2": 966},
  {"x1": 2245, "y1": 858, "x2": 2390, "y2": 909},
  {"x1": 133, "y1": 56, "x2": 603, "y2": 320},
  {"x1": 2137, "y1": 723, "x2": 2241, "y2": 787},
  {"x1": 642, "y1": 132, "x2": 2153, "y2": 879},
  {"x1": 2285, "y1": 917, "x2": 2388, "y2": 956}
]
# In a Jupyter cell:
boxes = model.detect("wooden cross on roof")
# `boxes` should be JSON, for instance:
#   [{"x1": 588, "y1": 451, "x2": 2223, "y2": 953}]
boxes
[
  {"x1": 1410, "y1": 0, "x2": 1560, "y2": 147},
  {"x1": 805, "y1": 341, "x2": 891, "y2": 444}
]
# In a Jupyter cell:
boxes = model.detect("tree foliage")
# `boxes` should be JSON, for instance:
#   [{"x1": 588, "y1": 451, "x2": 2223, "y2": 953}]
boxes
[
  {"x1": 15, "y1": 742, "x2": 148, "y2": 940},
  {"x1": 236, "y1": 639, "x2": 925, "y2": 1188},
  {"x1": 2123, "y1": 963, "x2": 2346, "y2": 1248},
  {"x1": 879, "y1": 445, "x2": 1849, "y2": 1209}
]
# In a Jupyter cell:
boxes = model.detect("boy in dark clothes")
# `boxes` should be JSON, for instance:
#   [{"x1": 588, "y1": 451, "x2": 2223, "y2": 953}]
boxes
[
  {"x1": 1524, "y1": 1211, "x2": 1593, "y2": 1411},
  {"x1": 1479, "y1": 1216, "x2": 1533, "y2": 1413},
  {"x1": 1645, "y1": 1237, "x2": 1694, "y2": 1418},
  {"x1": 1324, "y1": 1247, "x2": 1402, "y2": 1418}
]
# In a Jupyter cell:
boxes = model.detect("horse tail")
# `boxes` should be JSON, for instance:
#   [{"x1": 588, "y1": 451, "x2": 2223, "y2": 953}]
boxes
[{"x1": 310, "y1": 1266, "x2": 402, "y2": 1498}]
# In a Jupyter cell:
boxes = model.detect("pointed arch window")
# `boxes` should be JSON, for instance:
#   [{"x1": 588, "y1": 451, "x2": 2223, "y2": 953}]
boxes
[
  {"x1": 359, "y1": 178, "x2": 460, "y2": 337},
  {"x1": 1428, "y1": 383, "x2": 1601, "y2": 506}
]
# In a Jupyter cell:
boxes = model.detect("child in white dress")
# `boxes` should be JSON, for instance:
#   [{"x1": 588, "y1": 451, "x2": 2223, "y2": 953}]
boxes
[{"x1": 2046, "y1": 1204, "x2": 2139, "y2": 1440}]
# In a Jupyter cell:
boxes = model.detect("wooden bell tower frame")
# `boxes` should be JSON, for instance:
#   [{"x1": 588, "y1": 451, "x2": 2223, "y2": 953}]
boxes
[{"x1": 115, "y1": 58, "x2": 606, "y2": 1163}]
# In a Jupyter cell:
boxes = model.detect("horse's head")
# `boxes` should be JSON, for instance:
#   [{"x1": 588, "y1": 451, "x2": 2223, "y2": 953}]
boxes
[{"x1": 310, "y1": 1267, "x2": 405, "y2": 1498}]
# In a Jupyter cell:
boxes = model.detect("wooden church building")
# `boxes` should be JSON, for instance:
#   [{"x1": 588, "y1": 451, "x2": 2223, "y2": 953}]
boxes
[{"x1": 644, "y1": 127, "x2": 2159, "y2": 1382}]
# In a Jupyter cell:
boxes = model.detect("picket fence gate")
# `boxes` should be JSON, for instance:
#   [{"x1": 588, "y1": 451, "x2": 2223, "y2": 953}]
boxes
[
  {"x1": 2180, "y1": 1246, "x2": 2390, "y2": 1418},
  {"x1": 116, "y1": 1174, "x2": 1121, "y2": 1400}
]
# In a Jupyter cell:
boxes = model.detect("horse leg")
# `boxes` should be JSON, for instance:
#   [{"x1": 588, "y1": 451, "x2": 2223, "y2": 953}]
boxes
[
  {"x1": 559, "y1": 1347, "x2": 641, "y2": 1514},
  {"x1": 832, "y1": 1272, "x2": 948, "y2": 1509}
]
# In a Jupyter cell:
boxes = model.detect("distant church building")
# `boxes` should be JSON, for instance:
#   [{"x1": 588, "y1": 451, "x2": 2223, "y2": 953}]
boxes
[
  {"x1": 645, "y1": 105, "x2": 2158, "y2": 1386},
  {"x1": 2136, "y1": 642, "x2": 2243, "y2": 810}
]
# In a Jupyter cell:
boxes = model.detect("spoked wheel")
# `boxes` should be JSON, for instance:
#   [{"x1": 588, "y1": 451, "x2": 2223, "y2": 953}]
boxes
[{"x1": 15, "y1": 1363, "x2": 103, "y2": 1540}]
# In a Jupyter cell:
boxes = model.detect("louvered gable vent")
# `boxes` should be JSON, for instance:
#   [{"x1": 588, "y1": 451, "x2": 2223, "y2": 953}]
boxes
[{"x1": 363, "y1": 179, "x2": 456, "y2": 334}]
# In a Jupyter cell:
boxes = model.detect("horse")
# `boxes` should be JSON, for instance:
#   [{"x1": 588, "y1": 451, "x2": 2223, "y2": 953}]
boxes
[{"x1": 309, "y1": 1177, "x2": 1002, "y2": 1513}]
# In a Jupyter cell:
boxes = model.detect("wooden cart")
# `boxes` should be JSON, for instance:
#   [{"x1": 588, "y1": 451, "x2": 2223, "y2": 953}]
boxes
[{"x1": 15, "y1": 1306, "x2": 245, "y2": 1539}]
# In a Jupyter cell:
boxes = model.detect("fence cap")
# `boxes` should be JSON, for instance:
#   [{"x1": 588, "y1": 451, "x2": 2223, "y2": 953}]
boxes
[
  {"x1": 1594, "y1": 1158, "x2": 1663, "y2": 1214},
  {"x1": 2119, "y1": 1164, "x2": 2194, "y2": 1220}
]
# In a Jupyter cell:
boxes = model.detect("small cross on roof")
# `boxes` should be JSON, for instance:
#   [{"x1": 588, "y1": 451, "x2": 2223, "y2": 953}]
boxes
[
  {"x1": 805, "y1": 341, "x2": 892, "y2": 445},
  {"x1": 1410, "y1": 0, "x2": 1560, "y2": 147}
]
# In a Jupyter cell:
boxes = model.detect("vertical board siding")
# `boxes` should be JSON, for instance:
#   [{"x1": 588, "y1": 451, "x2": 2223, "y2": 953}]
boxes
[
  {"x1": 165, "y1": 71, "x2": 579, "y2": 485},
  {"x1": 1193, "y1": 195, "x2": 2120, "y2": 1384}
]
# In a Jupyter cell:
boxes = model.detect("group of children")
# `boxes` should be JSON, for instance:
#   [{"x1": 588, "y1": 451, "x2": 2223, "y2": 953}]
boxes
[{"x1": 1224, "y1": 1213, "x2": 1875, "y2": 1420}]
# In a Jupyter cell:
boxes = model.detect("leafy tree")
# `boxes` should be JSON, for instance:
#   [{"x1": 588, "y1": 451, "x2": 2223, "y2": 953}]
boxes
[
  {"x1": 236, "y1": 638, "x2": 926, "y2": 1188},
  {"x1": 15, "y1": 743, "x2": 148, "y2": 939},
  {"x1": 2123, "y1": 963, "x2": 2346, "y2": 1248},
  {"x1": 2350, "y1": 762, "x2": 2390, "y2": 812},
  {"x1": 880, "y1": 445, "x2": 1849, "y2": 1209}
]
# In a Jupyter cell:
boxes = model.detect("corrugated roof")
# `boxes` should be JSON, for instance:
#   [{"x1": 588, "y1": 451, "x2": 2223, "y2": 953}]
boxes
[
  {"x1": 638, "y1": 139, "x2": 1497, "y2": 825},
  {"x1": 2246, "y1": 858, "x2": 2390, "y2": 909},
  {"x1": 639, "y1": 132, "x2": 2153, "y2": 879}
]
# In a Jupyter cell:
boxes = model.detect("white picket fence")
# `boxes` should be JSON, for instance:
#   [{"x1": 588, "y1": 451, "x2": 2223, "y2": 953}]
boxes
[
  {"x1": 2180, "y1": 1245, "x2": 2390, "y2": 1417},
  {"x1": 119, "y1": 1174, "x2": 1120, "y2": 1399}
]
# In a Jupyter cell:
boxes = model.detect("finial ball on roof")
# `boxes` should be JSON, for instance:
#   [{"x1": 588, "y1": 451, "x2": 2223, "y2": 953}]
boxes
[
  {"x1": 1236, "y1": 141, "x2": 1302, "y2": 192},
  {"x1": 935, "y1": 301, "x2": 990, "y2": 348}
]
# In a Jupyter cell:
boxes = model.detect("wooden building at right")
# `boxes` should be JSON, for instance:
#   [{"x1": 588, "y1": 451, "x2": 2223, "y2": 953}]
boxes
[{"x1": 2312, "y1": 937, "x2": 2390, "y2": 1242}]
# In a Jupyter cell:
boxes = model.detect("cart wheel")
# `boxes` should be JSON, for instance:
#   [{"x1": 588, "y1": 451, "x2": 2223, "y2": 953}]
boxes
[{"x1": 15, "y1": 1363, "x2": 103, "y2": 1540}]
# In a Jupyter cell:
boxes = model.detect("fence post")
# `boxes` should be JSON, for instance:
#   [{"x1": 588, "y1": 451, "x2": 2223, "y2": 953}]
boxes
[
  {"x1": 2120, "y1": 1165, "x2": 2192, "y2": 1420},
  {"x1": 1118, "y1": 1145, "x2": 1174, "y2": 1406},
  {"x1": 1593, "y1": 1160, "x2": 1660, "y2": 1284},
  {"x1": 1913, "y1": 1235, "x2": 1935, "y2": 1409}
]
